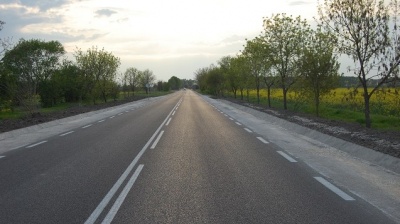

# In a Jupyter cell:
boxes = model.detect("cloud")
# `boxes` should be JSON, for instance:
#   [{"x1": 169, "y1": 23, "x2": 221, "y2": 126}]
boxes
[
  {"x1": 95, "y1": 9, "x2": 117, "y2": 17},
  {"x1": 287, "y1": 0, "x2": 313, "y2": 6}
]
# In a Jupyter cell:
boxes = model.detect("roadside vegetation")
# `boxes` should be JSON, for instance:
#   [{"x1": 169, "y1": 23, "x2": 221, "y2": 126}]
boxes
[
  {"x1": 196, "y1": 0, "x2": 400, "y2": 130},
  {"x1": 0, "y1": 21, "x2": 195, "y2": 122}
]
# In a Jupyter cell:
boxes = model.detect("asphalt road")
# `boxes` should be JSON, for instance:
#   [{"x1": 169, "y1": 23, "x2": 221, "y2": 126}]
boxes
[{"x1": 0, "y1": 90, "x2": 396, "y2": 223}]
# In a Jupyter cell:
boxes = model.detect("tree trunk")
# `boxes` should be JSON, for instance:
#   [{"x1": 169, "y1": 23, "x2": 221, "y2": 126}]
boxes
[
  {"x1": 283, "y1": 88, "x2": 288, "y2": 110},
  {"x1": 363, "y1": 88, "x2": 372, "y2": 128},
  {"x1": 246, "y1": 89, "x2": 249, "y2": 102},
  {"x1": 267, "y1": 87, "x2": 271, "y2": 108},
  {"x1": 315, "y1": 95, "x2": 320, "y2": 117},
  {"x1": 257, "y1": 86, "x2": 260, "y2": 104}
]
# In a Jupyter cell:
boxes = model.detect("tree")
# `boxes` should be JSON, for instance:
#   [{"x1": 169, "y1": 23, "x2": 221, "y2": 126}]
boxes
[
  {"x1": 74, "y1": 46, "x2": 120, "y2": 104},
  {"x1": 318, "y1": 0, "x2": 400, "y2": 128},
  {"x1": 2, "y1": 39, "x2": 65, "y2": 96},
  {"x1": 124, "y1": 67, "x2": 141, "y2": 96},
  {"x1": 206, "y1": 65, "x2": 225, "y2": 96},
  {"x1": 168, "y1": 76, "x2": 182, "y2": 90},
  {"x1": 140, "y1": 69, "x2": 156, "y2": 94},
  {"x1": 299, "y1": 28, "x2": 341, "y2": 116},
  {"x1": 242, "y1": 38, "x2": 265, "y2": 104},
  {"x1": 262, "y1": 14, "x2": 311, "y2": 109}
]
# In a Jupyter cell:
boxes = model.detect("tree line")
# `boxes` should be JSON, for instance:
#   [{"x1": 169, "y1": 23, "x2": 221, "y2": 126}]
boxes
[
  {"x1": 0, "y1": 31, "x2": 162, "y2": 115},
  {"x1": 195, "y1": 0, "x2": 400, "y2": 128}
]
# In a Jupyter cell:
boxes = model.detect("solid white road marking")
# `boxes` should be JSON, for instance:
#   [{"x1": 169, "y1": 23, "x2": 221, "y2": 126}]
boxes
[
  {"x1": 151, "y1": 131, "x2": 165, "y2": 149},
  {"x1": 314, "y1": 177, "x2": 355, "y2": 201},
  {"x1": 102, "y1": 164, "x2": 144, "y2": 224},
  {"x1": 84, "y1": 101, "x2": 178, "y2": 224},
  {"x1": 82, "y1": 124, "x2": 92, "y2": 129},
  {"x1": 277, "y1": 151, "x2": 297, "y2": 162},
  {"x1": 26, "y1": 141, "x2": 48, "y2": 148},
  {"x1": 98, "y1": 120, "x2": 105, "y2": 123},
  {"x1": 257, "y1": 137, "x2": 269, "y2": 144},
  {"x1": 166, "y1": 118, "x2": 172, "y2": 126},
  {"x1": 235, "y1": 122, "x2": 242, "y2": 126},
  {"x1": 244, "y1": 128, "x2": 253, "y2": 133},
  {"x1": 60, "y1": 131, "x2": 74, "y2": 137}
]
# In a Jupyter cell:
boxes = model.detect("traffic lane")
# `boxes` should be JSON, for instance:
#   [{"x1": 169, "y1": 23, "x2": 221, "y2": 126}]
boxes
[
  {"x1": 113, "y1": 90, "x2": 394, "y2": 224},
  {"x1": 0, "y1": 92, "x2": 183, "y2": 224}
]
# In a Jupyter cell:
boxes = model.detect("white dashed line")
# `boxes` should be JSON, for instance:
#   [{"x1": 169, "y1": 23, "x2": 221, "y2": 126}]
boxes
[
  {"x1": 314, "y1": 177, "x2": 355, "y2": 201},
  {"x1": 172, "y1": 111, "x2": 176, "y2": 116},
  {"x1": 60, "y1": 131, "x2": 74, "y2": 137},
  {"x1": 0, "y1": 156, "x2": 5, "y2": 159},
  {"x1": 98, "y1": 120, "x2": 105, "y2": 123},
  {"x1": 235, "y1": 122, "x2": 242, "y2": 126},
  {"x1": 110, "y1": 116, "x2": 115, "y2": 119},
  {"x1": 118, "y1": 113, "x2": 123, "y2": 116},
  {"x1": 26, "y1": 141, "x2": 48, "y2": 148},
  {"x1": 244, "y1": 128, "x2": 253, "y2": 133},
  {"x1": 125, "y1": 111, "x2": 129, "y2": 113},
  {"x1": 166, "y1": 118, "x2": 172, "y2": 126},
  {"x1": 277, "y1": 151, "x2": 297, "y2": 162},
  {"x1": 257, "y1": 137, "x2": 269, "y2": 144},
  {"x1": 82, "y1": 124, "x2": 92, "y2": 129},
  {"x1": 151, "y1": 131, "x2": 165, "y2": 149},
  {"x1": 229, "y1": 118, "x2": 234, "y2": 121}
]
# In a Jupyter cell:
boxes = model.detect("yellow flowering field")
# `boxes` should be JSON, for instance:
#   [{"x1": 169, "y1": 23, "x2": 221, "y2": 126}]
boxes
[{"x1": 247, "y1": 88, "x2": 400, "y2": 116}]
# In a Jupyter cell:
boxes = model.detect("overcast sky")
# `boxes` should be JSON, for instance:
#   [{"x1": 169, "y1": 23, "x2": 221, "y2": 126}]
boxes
[{"x1": 0, "y1": 0, "x2": 319, "y2": 81}]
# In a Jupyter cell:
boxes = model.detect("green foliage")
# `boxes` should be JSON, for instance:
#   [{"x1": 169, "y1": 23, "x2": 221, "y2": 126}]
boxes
[{"x1": 168, "y1": 76, "x2": 182, "y2": 90}]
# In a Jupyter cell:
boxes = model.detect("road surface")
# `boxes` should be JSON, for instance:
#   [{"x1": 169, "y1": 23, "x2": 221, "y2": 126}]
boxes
[{"x1": 0, "y1": 90, "x2": 395, "y2": 223}]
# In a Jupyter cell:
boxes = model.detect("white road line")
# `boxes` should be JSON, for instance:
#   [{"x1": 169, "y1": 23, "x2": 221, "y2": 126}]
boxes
[
  {"x1": 277, "y1": 151, "x2": 297, "y2": 162},
  {"x1": 166, "y1": 118, "x2": 172, "y2": 126},
  {"x1": 26, "y1": 141, "x2": 48, "y2": 148},
  {"x1": 314, "y1": 177, "x2": 355, "y2": 201},
  {"x1": 60, "y1": 131, "x2": 74, "y2": 137},
  {"x1": 10, "y1": 144, "x2": 28, "y2": 150},
  {"x1": 98, "y1": 120, "x2": 105, "y2": 123},
  {"x1": 229, "y1": 118, "x2": 234, "y2": 121},
  {"x1": 118, "y1": 113, "x2": 123, "y2": 116},
  {"x1": 151, "y1": 131, "x2": 165, "y2": 149},
  {"x1": 244, "y1": 128, "x2": 253, "y2": 133},
  {"x1": 102, "y1": 164, "x2": 144, "y2": 224},
  {"x1": 224, "y1": 114, "x2": 228, "y2": 117},
  {"x1": 235, "y1": 122, "x2": 242, "y2": 126},
  {"x1": 82, "y1": 124, "x2": 92, "y2": 129},
  {"x1": 172, "y1": 111, "x2": 176, "y2": 116},
  {"x1": 84, "y1": 101, "x2": 177, "y2": 224},
  {"x1": 125, "y1": 111, "x2": 129, "y2": 113},
  {"x1": 110, "y1": 116, "x2": 115, "y2": 119},
  {"x1": 220, "y1": 112, "x2": 224, "y2": 114},
  {"x1": 0, "y1": 156, "x2": 5, "y2": 159},
  {"x1": 257, "y1": 137, "x2": 269, "y2": 144}
]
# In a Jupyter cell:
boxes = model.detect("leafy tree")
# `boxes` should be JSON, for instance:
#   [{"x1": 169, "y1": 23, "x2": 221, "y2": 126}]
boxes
[
  {"x1": 242, "y1": 38, "x2": 265, "y2": 104},
  {"x1": 206, "y1": 65, "x2": 225, "y2": 96},
  {"x1": 168, "y1": 76, "x2": 182, "y2": 90},
  {"x1": 230, "y1": 55, "x2": 251, "y2": 100},
  {"x1": 318, "y1": 0, "x2": 400, "y2": 128},
  {"x1": 2, "y1": 39, "x2": 65, "y2": 96},
  {"x1": 298, "y1": 28, "x2": 340, "y2": 116},
  {"x1": 262, "y1": 14, "x2": 311, "y2": 109},
  {"x1": 74, "y1": 46, "x2": 120, "y2": 104}
]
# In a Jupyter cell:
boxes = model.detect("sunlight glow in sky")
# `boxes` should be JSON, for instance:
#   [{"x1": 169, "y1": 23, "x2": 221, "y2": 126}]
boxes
[{"x1": 1, "y1": 0, "x2": 318, "y2": 80}]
